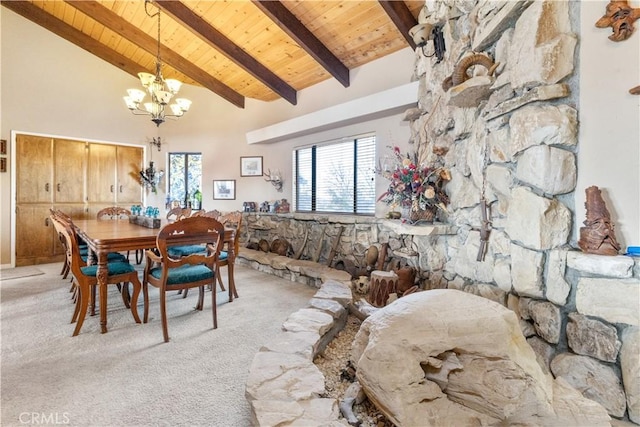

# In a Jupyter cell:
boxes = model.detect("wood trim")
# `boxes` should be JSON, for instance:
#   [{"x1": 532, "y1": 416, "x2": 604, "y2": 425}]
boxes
[
  {"x1": 63, "y1": 1, "x2": 245, "y2": 109},
  {"x1": 252, "y1": 0, "x2": 350, "y2": 88},
  {"x1": 156, "y1": 0, "x2": 298, "y2": 105},
  {"x1": 378, "y1": 0, "x2": 418, "y2": 50}
]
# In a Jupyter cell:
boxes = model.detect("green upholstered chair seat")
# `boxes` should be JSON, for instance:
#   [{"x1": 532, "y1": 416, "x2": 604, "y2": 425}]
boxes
[
  {"x1": 80, "y1": 261, "x2": 136, "y2": 277},
  {"x1": 81, "y1": 252, "x2": 127, "y2": 263},
  {"x1": 149, "y1": 264, "x2": 213, "y2": 285},
  {"x1": 167, "y1": 245, "x2": 206, "y2": 258}
]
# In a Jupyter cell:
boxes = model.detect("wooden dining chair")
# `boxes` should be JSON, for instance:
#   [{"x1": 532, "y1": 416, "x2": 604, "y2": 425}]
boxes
[
  {"x1": 50, "y1": 214, "x2": 142, "y2": 336},
  {"x1": 96, "y1": 206, "x2": 143, "y2": 264},
  {"x1": 166, "y1": 206, "x2": 192, "y2": 221},
  {"x1": 50, "y1": 208, "x2": 90, "y2": 280},
  {"x1": 96, "y1": 206, "x2": 131, "y2": 220},
  {"x1": 142, "y1": 216, "x2": 225, "y2": 342},
  {"x1": 217, "y1": 211, "x2": 242, "y2": 301},
  {"x1": 192, "y1": 209, "x2": 221, "y2": 219}
]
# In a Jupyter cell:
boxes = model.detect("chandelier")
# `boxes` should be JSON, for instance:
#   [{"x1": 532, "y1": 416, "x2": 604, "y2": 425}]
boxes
[{"x1": 123, "y1": 1, "x2": 191, "y2": 126}]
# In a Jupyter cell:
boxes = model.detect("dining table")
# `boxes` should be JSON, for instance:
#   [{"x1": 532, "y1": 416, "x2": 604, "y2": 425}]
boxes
[{"x1": 73, "y1": 218, "x2": 238, "y2": 334}]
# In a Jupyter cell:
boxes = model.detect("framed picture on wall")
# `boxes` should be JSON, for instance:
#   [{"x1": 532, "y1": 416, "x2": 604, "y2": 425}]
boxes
[
  {"x1": 213, "y1": 179, "x2": 236, "y2": 200},
  {"x1": 240, "y1": 156, "x2": 263, "y2": 176},
  {"x1": 0, "y1": 158, "x2": 6, "y2": 173},
  {"x1": 0, "y1": 139, "x2": 6, "y2": 155}
]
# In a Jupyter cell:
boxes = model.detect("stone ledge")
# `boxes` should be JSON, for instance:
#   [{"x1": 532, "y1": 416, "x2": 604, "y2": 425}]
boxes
[
  {"x1": 237, "y1": 248, "x2": 353, "y2": 286},
  {"x1": 245, "y1": 279, "x2": 353, "y2": 426},
  {"x1": 567, "y1": 251, "x2": 635, "y2": 278}
]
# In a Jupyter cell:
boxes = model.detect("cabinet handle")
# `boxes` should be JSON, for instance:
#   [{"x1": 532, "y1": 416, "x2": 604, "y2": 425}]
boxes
[
  {"x1": 45, "y1": 183, "x2": 50, "y2": 192},
  {"x1": 119, "y1": 185, "x2": 123, "y2": 193},
  {"x1": 45, "y1": 218, "x2": 50, "y2": 227},
  {"x1": 57, "y1": 183, "x2": 61, "y2": 192},
  {"x1": 110, "y1": 185, "x2": 114, "y2": 193}
]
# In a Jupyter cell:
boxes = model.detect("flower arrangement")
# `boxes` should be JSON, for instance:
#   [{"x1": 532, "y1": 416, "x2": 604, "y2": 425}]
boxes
[{"x1": 376, "y1": 146, "x2": 450, "y2": 217}]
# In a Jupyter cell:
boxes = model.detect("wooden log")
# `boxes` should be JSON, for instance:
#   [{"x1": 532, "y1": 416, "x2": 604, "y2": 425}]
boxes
[
  {"x1": 326, "y1": 226, "x2": 344, "y2": 266},
  {"x1": 312, "y1": 226, "x2": 326, "y2": 262},
  {"x1": 368, "y1": 270, "x2": 398, "y2": 307},
  {"x1": 376, "y1": 242, "x2": 388, "y2": 271},
  {"x1": 293, "y1": 227, "x2": 309, "y2": 260}
]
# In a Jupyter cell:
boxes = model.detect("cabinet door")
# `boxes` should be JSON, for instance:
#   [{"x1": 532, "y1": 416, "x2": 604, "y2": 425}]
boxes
[
  {"x1": 16, "y1": 135, "x2": 53, "y2": 204},
  {"x1": 116, "y1": 145, "x2": 143, "y2": 204},
  {"x1": 15, "y1": 204, "x2": 55, "y2": 266},
  {"x1": 54, "y1": 139, "x2": 86, "y2": 204},
  {"x1": 87, "y1": 143, "x2": 116, "y2": 204}
]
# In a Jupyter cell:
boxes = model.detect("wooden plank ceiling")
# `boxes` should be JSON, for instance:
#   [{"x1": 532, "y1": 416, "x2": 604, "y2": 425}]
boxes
[{"x1": 2, "y1": 0, "x2": 424, "y2": 108}]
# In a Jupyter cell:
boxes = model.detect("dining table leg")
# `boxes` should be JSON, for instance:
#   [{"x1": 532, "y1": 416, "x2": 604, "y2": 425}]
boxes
[
  {"x1": 227, "y1": 255, "x2": 238, "y2": 302},
  {"x1": 96, "y1": 252, "x2": 109, "y2": 333}
]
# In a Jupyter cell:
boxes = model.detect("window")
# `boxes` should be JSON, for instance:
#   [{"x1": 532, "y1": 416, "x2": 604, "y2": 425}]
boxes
[
  {"x1": 168, "y1": 153, "x2": 202, "y2": 209},
  {"x1": 293, "y1": 134, "x2": 376, "y2": 214}
]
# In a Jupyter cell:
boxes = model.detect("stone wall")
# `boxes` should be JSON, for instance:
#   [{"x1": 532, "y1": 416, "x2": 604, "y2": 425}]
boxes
[{"x1": 240, "y1": 0, "x2": 640, "y2": 423}]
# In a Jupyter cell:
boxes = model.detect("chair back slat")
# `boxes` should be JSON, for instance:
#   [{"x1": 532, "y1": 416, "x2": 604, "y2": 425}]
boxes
[
  {"x1": 155, "y1": 216, "x2": 225, "y2": 269},
  {"x1": 97, "y1": 206, "x2": 131, "y2": 220},
  {"x1": 49, "y1": 214, "x2": 85, "y2": 278},
  {"x1": 166, "y1": 207, "x2": 192, "y2": 221}
]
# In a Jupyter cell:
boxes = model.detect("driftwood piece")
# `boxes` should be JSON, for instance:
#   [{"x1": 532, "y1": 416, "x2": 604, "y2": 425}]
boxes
[
  {"x1": 376, "y1": 243, "x2": 388, "y2": 271},
  {"x1": 368, "y1": 270, "x2": 398, "y2": 307},
  {"x1": 293, "y1": 227, "x2": 309, "y2": 260},
  {"x1": 326, "y1": 226, "x2": 344, "y2": 266},
  {"x1": 339, "y1": 381, "x2": 365, "y2": 426},
  {"x1": 476, "y1": 198, "x2": 492, "y2": 262},
  {"x1": 312, "y1": 226, "x2": 326, "y2": 263}
]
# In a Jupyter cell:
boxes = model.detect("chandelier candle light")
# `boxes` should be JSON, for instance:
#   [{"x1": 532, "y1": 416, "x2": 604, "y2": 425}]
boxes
[{"x1": 123, "y1": 1, "x2": 191, "y2": 126}]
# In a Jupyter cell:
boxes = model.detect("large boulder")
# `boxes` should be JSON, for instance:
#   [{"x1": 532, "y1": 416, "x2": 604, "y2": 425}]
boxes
[{"x1": 351, "y1": 290, "x2": 611, "y2": 426}]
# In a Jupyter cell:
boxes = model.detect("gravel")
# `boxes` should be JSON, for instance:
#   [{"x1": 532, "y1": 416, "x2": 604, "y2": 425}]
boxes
[{"x1": 314, "y1": 314, "x2": 395, "y2": 427}]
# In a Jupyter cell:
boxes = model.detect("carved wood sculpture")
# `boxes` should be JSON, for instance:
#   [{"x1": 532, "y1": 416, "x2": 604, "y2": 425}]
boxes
[
  {"x1": 595, "y1": 0, "x2": 640, "y2": 42},
  {"x1": 578, "y1": 186, "x2": 622, "y2": 256},
  {"x1": 442, "y1": 53, "x2": 499, "y2": 91}
]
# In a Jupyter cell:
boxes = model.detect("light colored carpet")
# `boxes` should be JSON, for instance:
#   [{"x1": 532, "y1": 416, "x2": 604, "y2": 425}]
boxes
[
  {"x1": 1, "y1": 262, "x2": 317, "y2": 427},
  {"x1": 0, "y1": 266, "x2": 44, "y2": 281}
]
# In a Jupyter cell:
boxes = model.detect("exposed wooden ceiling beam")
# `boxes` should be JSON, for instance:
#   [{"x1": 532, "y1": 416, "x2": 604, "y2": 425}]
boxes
[
  {"x1": 155, "y1": 0, "x2": 297, "y2": 105},
  {"x1": 1, "y1": 1, "x2": 142, "y2": 78},
  {"x1": 63, "y1": 1, "x2": 244, "y2": 109},
  {"x1": 252, "y1": 0, "x2": 350, "y2": 88},
  {"x1": 378, "y1": 0, "x2": 418, "y2": 50}
]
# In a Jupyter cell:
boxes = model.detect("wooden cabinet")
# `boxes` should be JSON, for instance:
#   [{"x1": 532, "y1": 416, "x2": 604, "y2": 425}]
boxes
[
  {"x1": 15, "y1": 134, "x2": 143, "y2": 266},
  {"x1": 117, "y1": 145, "x2": 143, "y2": 204},
  {"x1": 54, "y1": 139, "x2": 86, "y2": 204},
  {"x1": 16, "y1": 135, "x2": 53, "y2": 204},
  {"x1": 87, "y1": 143, "x2": 142, "y2": 206},
  {"x1": 15, "y1": 205, "x2": 55, "y2": 265}
]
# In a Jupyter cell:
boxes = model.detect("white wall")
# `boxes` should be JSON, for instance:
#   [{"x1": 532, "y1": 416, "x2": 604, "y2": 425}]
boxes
[
  {"x1": 579, "y1": 1, "x2": 640, "y2": 249},
  {"x1": 0, "y1": 7, "x2": 414, "y2": 265}
]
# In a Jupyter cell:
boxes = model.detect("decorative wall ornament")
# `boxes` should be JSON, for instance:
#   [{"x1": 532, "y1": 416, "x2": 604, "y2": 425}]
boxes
[
  {"x1": 442, "y1": 53, "x2": 499, "y2": 91},
  {"x1": 139, "y1": 161, "x2": 164, "y2": 194},
  {"x1": 595, "y1": 0, "x2": 640, "y2": 42},
  {"x1": 578, "y1": 186, "x2": 621, "y2": 256},
  {"x1": 263, "y1": 169, "x2": 283, "y2": 192}
]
